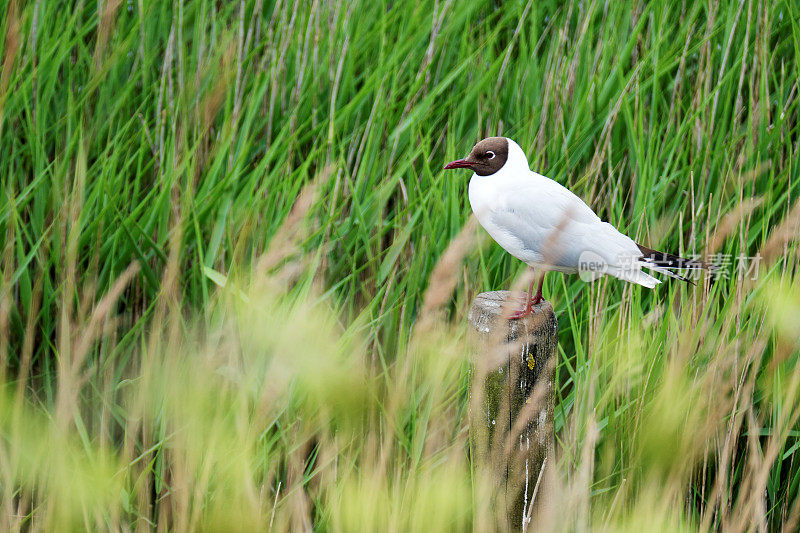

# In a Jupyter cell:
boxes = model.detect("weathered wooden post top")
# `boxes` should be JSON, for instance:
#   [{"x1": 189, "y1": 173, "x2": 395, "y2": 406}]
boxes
[{"x1": 468, "y1": 291, "x2": 557, "y2": 531}]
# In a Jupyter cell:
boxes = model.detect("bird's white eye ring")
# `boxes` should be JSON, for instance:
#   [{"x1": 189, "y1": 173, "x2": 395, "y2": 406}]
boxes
[{"x1": 486, "y1": 151, "x2": 495, "y2": 159}]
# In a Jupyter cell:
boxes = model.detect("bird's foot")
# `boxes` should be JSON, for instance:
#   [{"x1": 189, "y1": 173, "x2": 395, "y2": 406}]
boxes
[
  {"x1": 508, "y1": 302, "x2": 534, "y2": 319},
  {"x1": 508, "y1": 306, "x2": 532, "y2": 319},
  {"x1": 507, "y1": 295, "x2": 544, "y2": 319}
]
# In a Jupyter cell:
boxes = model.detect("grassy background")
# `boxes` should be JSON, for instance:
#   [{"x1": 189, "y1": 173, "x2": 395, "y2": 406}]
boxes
[{"x1": 1, "y1": 0, "x2": 800, "y2": 529}]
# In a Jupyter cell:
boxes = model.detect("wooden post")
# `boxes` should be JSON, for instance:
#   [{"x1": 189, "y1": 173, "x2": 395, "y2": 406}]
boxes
[{"x1": 468, "y1": 291, "x2": 557, "y2": 531}]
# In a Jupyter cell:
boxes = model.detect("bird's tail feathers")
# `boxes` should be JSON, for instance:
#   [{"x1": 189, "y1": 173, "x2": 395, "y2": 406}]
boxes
[
  {"x1": 636, "y1": 244, "x2": 714, "y2": 270},
  {"x1": 640, "y1": 263, "x2": 695, "y2": 285},
  {"x1": 606, "y1": 265, "x2": 662, "y2": 289},
  {"x1": 636, "y1": 243, "x2": 719, "y2": 285}
]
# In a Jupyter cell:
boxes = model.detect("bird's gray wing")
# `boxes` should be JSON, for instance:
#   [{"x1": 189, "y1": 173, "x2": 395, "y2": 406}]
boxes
[{"x1": 488, "y1": 176, "x2": 641, "y2": 270}]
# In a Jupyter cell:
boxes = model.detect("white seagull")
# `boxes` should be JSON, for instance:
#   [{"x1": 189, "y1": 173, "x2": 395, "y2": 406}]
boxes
[{"x1": 445, "y1": 136, "x2": 708, "y2": 318}]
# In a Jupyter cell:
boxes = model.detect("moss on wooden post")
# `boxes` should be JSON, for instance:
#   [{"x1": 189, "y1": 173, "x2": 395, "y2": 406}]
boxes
[{"x1": 468, "y1": 291, "x2": 557, "y2": 531}]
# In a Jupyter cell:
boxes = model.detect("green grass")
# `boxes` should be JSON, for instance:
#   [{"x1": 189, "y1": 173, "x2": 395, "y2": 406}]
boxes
[{"x1": 1, "y1": 0, "x2": 799, "y2": 529}]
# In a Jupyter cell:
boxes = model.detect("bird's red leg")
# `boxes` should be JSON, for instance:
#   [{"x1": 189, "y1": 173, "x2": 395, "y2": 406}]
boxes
[
  {"x1": 508, "y1": 268, "x2": 536, "y2": 319},
  {"x1": 531, "y1": 273, "x2": 545, "y2": 305}
]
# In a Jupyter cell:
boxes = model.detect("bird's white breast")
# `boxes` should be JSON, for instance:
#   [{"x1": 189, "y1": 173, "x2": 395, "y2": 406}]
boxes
[
  {"x1": 467, "y1": 174, "x2": 498, "y2": 222},
  {"x1": 468, "y1": 173, "x2": 544, "y2": 265}
]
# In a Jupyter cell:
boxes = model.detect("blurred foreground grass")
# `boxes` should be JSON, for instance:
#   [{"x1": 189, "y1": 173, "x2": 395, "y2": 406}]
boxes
[{"x1": 1, "y1": 0, "x2": 800, "y2": 530}]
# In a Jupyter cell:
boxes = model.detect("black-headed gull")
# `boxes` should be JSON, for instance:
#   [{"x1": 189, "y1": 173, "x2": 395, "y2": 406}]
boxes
[{"x1": 445, "y1": 136, "x2": 707, "y2": 318}]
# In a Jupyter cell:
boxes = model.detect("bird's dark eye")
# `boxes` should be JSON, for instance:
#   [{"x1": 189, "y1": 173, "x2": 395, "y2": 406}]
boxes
[{"x1": 486, "y1": 151, "x2": 495, "y2": 159}]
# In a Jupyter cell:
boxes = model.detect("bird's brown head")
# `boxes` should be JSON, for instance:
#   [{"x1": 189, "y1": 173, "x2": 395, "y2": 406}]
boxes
[{"x1": 444, "y1": 137, "x2": 509, "y2": 176}]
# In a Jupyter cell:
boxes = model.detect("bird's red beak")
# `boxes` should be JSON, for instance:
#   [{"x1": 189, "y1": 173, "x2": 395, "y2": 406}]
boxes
[{"x1": 444, "y1": 158, "x2": 473, "y2": 170}]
